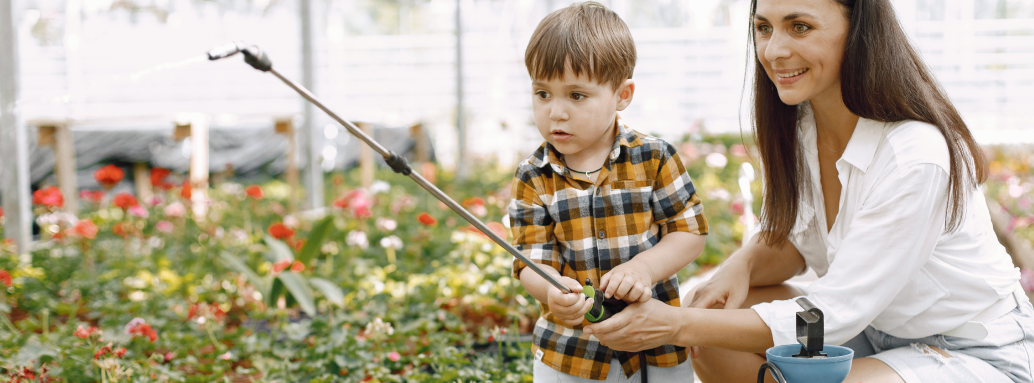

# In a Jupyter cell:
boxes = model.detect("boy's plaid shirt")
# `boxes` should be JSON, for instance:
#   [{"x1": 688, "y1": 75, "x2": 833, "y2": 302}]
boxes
[{"x1": 508, "y1": 120, "x2": 708, "y2": 380}]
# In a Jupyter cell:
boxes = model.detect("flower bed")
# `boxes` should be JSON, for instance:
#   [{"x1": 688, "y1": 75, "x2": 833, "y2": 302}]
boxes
[{"x1": 5, "y1": 134, "x2": 1027, "y2": 382}]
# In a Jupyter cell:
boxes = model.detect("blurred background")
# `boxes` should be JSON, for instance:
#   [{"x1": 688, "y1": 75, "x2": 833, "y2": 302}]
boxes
[{"x1": 0, "y1": 1, "x2": 1032, "y2": 381}]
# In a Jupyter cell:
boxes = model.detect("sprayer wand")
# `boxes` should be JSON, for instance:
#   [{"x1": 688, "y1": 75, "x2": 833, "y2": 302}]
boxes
[{"x1": 206, "y1": 42, "x2": 583, "y2": 296}]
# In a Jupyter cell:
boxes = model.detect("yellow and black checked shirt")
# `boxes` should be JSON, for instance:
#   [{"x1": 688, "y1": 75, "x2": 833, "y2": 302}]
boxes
[{"x1": 509, "y1": 120, "x2": 708, "y2": 380}]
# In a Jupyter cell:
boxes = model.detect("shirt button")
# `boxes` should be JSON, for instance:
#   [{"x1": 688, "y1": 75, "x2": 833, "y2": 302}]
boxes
[{"x1": 598, "y1": 230, "x2": 606, "y2": 239}]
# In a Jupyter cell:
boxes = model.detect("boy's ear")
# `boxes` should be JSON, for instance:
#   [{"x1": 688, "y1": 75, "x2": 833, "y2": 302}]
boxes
[{"x1": 615, "y1": 79, "x2": 635, "y2": 111}]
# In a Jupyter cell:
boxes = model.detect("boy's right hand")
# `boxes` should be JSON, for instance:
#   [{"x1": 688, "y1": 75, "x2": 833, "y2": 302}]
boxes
[{"x1": 546, "y1": 277, "x2": 593, "y2": 327}]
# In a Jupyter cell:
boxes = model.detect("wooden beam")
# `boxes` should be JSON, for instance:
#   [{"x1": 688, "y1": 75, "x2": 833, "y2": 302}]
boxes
[
  {"x1": 358, "y1": 122, "x2": 374, "y2": 188},
  {"x1": 53, "y1": 125, "x2": 79, "y2": 214},
  {"x1": 189, "y1": 115, "x2": 209, "y2": 221},
  {"x1": 134, "y1": 162, "x2": 152, "y2": 204},
  {"x1": 410, "y1": 123, "x2": 429, "y2": 164},
  {"x1": 277, "y1": 119, "x2": 299, "y2": 212}
]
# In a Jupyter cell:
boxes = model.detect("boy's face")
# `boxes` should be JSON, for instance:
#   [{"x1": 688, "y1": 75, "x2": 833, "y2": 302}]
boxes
[{"x1": 531, "y1": 67, "x2": 634, "y2": 164}]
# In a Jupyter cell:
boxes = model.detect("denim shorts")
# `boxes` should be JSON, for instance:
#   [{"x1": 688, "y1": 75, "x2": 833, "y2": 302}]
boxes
[
  {"x1": 843, "y1": 290, "x2": 1034, "y2": 383},
  {"x1": 532, "y1": 358, "x2": 693, "y2": 383}
]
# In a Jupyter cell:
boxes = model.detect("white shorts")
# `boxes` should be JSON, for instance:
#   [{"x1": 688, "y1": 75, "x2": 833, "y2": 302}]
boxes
[{"x1": 845, "y1": 291, "x2": 1034, "y2": 383}]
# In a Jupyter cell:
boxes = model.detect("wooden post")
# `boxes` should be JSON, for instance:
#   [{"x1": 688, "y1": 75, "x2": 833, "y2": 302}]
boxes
[
  {"x1": 53, "y1": 125, "x2": 79, "y2": 213},
  {"x1": 277, "y1": 119, "x2": 299, "y2": 212},
  {"x1": 410, "y1": 123, "x2": 429, "y2": 164},
  {"x1": 134, "y1": 162, "x2": 152, "y2": 204},
  {"x1": 358, "y1": 122, "x2": 374, "y2": 188},
  {"x1": 188, "y1": 115, "x2": 209, "y2": 221}
]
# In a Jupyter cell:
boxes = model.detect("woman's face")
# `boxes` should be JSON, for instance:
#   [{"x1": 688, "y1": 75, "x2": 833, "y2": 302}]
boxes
[{"x1": 754, "y1": 0, "x2": 850, "y2": 106}]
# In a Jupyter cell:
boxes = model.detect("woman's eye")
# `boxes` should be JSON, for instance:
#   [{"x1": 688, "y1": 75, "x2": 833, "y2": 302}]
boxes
[
  {"x1": 793, "y1": 23, "x2": 810, "y2": 33},
  {"x1": 570, "y1": 92, "x2": 585, "y2": 101},
  {"x1": 535, "y1": 90, "x2": 550, "y2": 99}
]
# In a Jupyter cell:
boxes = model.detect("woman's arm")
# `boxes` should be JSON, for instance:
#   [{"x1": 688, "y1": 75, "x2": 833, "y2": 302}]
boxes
[
  {"x1": 686, "y1": 233, "x2": 806, "y2": 311},
  {"x1": 583, "y1": 300, "x2": 776, "y2": 353}
]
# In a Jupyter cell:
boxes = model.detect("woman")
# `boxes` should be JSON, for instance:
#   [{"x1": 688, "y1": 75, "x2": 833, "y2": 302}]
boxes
[{"x1": 581, "y1": 0, "x2": 1034, "y2": 382}]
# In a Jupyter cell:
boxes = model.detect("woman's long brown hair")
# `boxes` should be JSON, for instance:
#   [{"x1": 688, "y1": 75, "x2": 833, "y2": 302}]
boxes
[{"x1": 749, "y1": 0, "x2": 988, "y2": 247}]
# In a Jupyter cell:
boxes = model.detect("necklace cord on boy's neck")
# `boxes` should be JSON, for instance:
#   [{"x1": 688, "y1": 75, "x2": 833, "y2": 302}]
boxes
[{"x1": 567, "y1": 165, "x2": 604, "y2": 178}]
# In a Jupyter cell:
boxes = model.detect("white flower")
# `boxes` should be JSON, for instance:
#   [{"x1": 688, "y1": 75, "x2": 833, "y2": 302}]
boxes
[
  {"x1": 375, "y1": 217, "x2": 398, "y2": 232},
  {"x1": 708, "y1": 188, "x2": 731, "y2": 201},
  {"x1": 370, "y1": 180, "x2": 391, "y2": 194},
  {"x1": 705, "y1": 152, "x2": 728, "y2": 169},
  {"x1": 346, "y1": 230, "x2": 369, "y2": 249},
  {"x1": 379, "y1": 235, "x2": 403, "y2": 250},
  {"x1": 164, "y1": 201, "x2": 186, "y2": 218},
  {"x1": 283, "y1": 215, "x2": 300, "y2": 228}
]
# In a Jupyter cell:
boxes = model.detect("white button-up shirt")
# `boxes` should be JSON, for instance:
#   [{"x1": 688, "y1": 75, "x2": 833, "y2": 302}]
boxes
[{"x1": 751, "y1": 104, "x2": 1021, "y2": 347}]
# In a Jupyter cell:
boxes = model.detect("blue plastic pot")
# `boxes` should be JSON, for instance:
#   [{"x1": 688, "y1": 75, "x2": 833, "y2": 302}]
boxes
[{"x1": 765, "y1": 344, "x2": 854, "y2": 383}]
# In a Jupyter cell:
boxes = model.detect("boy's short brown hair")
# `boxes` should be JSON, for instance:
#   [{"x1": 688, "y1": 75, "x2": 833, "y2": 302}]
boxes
[{"x1": 525, "y1": 2, "x2": 636, "y2": 91}]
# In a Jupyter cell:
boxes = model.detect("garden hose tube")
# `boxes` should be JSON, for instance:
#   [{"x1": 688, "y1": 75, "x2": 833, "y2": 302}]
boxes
[{"x1": 205, "y1": 42, "x2": 578, "y2": 295}]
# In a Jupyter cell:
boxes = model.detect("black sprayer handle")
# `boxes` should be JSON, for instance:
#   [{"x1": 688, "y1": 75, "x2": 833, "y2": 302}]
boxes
[{"x1": 758, "y1": 361, "x2": 788, "y2": 383}]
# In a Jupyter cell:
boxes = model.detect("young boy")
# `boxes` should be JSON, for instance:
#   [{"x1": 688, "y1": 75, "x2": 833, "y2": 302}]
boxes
[{"x1": 509, "y1": 2, "x2": 708, "y2": 381}]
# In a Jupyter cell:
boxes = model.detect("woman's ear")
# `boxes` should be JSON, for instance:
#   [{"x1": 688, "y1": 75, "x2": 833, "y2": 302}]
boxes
[{"x1": 615, "y1": 79, "x2": 635, "y2": 111}]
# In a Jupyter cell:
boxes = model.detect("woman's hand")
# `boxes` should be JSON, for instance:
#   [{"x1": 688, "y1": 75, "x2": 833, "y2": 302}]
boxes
[
  {"x1": 684, "y1": 259, "x2": 752, "y2": 311},
  {"x1": 682, "y1": 259, "x2": 752, "y2": 357},
  {"x1": 582, "y1": 299, "x2": 683, "y2": 351}
]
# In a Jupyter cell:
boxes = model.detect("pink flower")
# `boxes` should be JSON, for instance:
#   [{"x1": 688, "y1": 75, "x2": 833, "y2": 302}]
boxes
[
  {"x1": 156, "y1": 220, "x2": 174, "y2": 233},
  {"x1": 387, "y1": 351, "x2": 401, "y2": 362},
  {"x1": 164, "y1": 352, "x2": 176, "y2": 362},
  {"x1": 218, "y1": 352, "x2": 232, "y2": 360},
  {"x1": 128, "y1": 205, "x2": 149, "y2": 218},
  {"x1": 1021, "y1": 269, "x2": 1034, "y2": 293},
  {"x1": 164, "y1": 201, "x2": 186, "y2": 218}
]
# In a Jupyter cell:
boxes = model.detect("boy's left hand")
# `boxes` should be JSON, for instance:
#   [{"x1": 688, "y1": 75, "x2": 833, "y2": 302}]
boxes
[{"x1": 599, "y1": 261, "x2": 653, "y2": 303}]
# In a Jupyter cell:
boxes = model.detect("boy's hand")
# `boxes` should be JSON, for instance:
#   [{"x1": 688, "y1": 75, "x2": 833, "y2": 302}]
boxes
[
  {"x1": 600, "y1": 261, "x2": 653, "y2": 303},
  {"x1": 546, "y1": 277, "x2": 593, "y2": 327}
]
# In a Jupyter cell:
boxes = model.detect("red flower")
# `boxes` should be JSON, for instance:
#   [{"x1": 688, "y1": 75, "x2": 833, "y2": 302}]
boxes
[
  {"x1": 0, "y1": 206, "x2": 3, "y2": 220},
  {"x1": 268, "y1": 222, "x2": 294, "y2": 240},
  {"x1": 80, "y1": 189, "x2": 105, "y2": 203},
  {"x1": 94, "y1": 343, "x2": 112, "y2": 359},
  {"x1": 74, "y1": 325, "x2": 98, "y2": 339},
  {"x1": 180, "y1": 180, "x2": 192, "y2": 200},
  {"x1": 290, "y1": 260, "x2": 305, "y2": 272},
  {"x1": 245, "y1": 185, "x2": 264, "y2": 200},
  {"x1": 462, "y1": 197, "x2": 485, "y2": 207},
  {"x1": 94, "y1": 164, "x2": 125, "y2": 190},
  {"x1": 334, "y1": 190, "x2": 373, "y2": 218},
  {"x1": 272, "y1": 259, "x2": 291, "y2": 274},
  {"x1": 150, "y1": 168, "x2": 171, "y2": 187},
  {"x1": 0, "y1": 269, "x2": 11, "y2": 287},
  {"x1": 112, "y1": 193, "x2": 138, "y2": 210},
  {"x1": 32, "y1": 186, "x2": 64, "y2": 208},
  {"x1": 114, "y1": 347, "x2": 126, "y2": 358},
  {"x1": 466, "y1": 221, "x2": 509, "y2": 240},
  {"x1": 417, "y1": 212, "x2": 437, "y2": 226},
  {"x1": 127, "y1": 322, "x2": 158, "y2": 342},
  {"x1": 112, "y1": 222, "x2": 129, "y2": 238},
  {"x1": 292, "y1": 238, "x2": 306, "y2": 251},
  {"x1": 70, "y1": 219, "x2": 99, "y2": 239}
]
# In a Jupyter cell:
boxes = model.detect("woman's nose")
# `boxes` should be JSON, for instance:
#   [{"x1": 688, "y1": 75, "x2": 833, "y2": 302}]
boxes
[{"x1": 763, "y1": 32, "x2": 792, "y2": 63}]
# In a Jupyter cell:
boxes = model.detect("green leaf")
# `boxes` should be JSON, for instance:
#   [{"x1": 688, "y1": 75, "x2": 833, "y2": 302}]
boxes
[
  {"x1": 298, "y1": 216, "x2": 334, "y2": 265},
  {"x1": 15, "y1": 337, "x2": 59, "y2": 366},
  {"x1": 309, "y1": 278, "x2": 345, "y2": 307},
  {"x1": 278, "y1": 272, "x2": 316, "y2": 316},
  {"x1": 267, "y1": 278, "x2": 284, "y2": 308},
  {"x1": 218, "y1": 252, "x2": 269, "y2": 293},
  {"x1": 263, "y1": 235, "x2": 294, "y2": 263}
]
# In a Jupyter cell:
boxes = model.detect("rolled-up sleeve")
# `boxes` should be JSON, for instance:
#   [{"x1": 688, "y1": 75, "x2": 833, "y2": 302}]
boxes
[
  {"x1": 751, "y1": 163, "x2": 950, "y2": 346},
  {"x1": 508, "y1": 175, "x2": 560, "y2": 279},
  {"x1": 651, "y1": 143, "x2": 708, "y2": 236}
]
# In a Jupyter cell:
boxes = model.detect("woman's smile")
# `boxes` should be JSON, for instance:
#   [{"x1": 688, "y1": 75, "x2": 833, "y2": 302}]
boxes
[{"x1": 774, "y1": 68, "x2": 810, "y2": 85}]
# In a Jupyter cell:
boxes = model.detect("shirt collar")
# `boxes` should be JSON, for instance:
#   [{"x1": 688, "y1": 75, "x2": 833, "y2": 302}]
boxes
[
  {"x1": 800, "y1": 102, "x2": 882, "y2": 173},
  {"x1": 530, "y1": 117, "x2": 642, "y2": 172}
]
